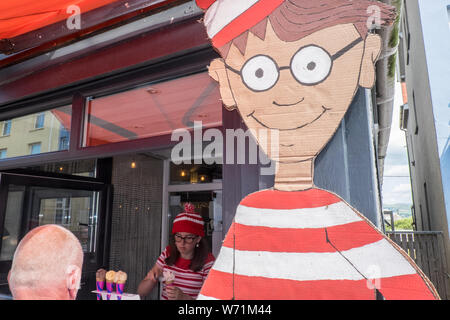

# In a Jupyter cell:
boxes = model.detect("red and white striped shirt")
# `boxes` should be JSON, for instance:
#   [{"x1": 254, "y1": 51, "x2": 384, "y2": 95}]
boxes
[
  {"x1": 198, "y1": 188, "x2": 439, "y2": 300},
  {"x1": 156, "y1": 246, "x2": 215, "y2": 300}
]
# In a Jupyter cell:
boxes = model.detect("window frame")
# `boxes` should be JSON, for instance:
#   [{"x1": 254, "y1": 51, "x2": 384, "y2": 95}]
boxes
[
  {"x1": 0, "y1": 48, "x2": 220, "y2": 171},
  {"x1": 0, "y1": 172, "x2": 111, "y2": 275}
]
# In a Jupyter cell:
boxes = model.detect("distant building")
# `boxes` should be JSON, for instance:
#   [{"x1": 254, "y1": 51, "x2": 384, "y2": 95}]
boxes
[
  {"x1": 0, "y1": 110, "x2": 69, "y2": 159},
  {"x1": 397, "y1": 0, "x2": 450, "y2": 269}
]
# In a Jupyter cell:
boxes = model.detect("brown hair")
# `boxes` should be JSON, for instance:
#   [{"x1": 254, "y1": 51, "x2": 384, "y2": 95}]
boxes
[
  {"x1": 165, "y1": 236, "x2": 211, "y2": 272},
  {"x1": 217, "y1": 0, "x2": 397, "y2": 58}
]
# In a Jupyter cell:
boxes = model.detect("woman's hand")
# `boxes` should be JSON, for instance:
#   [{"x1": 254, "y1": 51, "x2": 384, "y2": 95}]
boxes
[
  {"x1": 166, "y1": 286, "x2": 192, "y2": 300},
  {"x1": 144, "y1": 265, "x2": 162, "y2": 282},
  {"x1": 137, "y1": 264, "x2": 162, "y2": 298}
]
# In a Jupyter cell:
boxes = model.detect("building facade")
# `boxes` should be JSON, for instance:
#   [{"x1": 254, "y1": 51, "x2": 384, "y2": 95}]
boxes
[{"x1": 397, "y1": 0, "x2": 450, "y2": 274}]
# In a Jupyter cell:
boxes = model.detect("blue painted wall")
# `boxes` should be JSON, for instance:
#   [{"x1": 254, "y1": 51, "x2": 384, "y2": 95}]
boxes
[{"x1": 315, "y1": 88, "x2": 379, "y2": 226}]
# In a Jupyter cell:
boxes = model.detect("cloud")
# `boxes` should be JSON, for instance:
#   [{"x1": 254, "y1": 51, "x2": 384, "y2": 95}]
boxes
[
  {"x1": 384, "y1": 164, "x2": 410, "y2": 177},
  {"x1": 392, "y1": 183, "x2": 411, "y2": 193},
  {"x1": 382, "y1": 181, "x2": 412, "y2": 205}
]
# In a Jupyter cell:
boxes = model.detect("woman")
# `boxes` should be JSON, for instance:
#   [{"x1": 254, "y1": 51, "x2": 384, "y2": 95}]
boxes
[{"x1": 137, "y1": 203, "x2": 215, "y2": 300}]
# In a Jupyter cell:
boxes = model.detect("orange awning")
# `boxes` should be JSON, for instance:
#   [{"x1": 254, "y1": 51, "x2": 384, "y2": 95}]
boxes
[{"x1": 0, "y1": 0, "x2": 121, "y2": 39}]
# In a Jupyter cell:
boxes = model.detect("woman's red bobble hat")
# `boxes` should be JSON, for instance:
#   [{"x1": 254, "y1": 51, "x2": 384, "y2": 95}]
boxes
[{"x1": 172, "y1": 202, "x2": 205, "y2": 237}]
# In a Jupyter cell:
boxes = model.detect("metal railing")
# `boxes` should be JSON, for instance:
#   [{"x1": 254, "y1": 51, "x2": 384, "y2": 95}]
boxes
[{"x1": 386, "y1": 230, "x2": 450, "y2": 299}]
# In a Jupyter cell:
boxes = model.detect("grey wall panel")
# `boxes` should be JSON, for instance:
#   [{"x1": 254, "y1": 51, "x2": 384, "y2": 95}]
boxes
[
  {"x1": 109, "y1": 154, "x2": 163, "y2": 300},
  {"x1": 315, "y1": 88, "x2": 379, "y2": 225}
]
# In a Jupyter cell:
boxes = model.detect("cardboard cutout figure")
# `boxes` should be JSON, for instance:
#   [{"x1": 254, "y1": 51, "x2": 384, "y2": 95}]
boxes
[{"x1": 196, "y1": 0, "x2": 439, "y2": 299}]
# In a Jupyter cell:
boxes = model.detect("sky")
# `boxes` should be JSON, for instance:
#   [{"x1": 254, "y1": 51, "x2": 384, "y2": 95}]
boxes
[{"x1": 381, "y1": 80, "x2": 413, "y2": 206}]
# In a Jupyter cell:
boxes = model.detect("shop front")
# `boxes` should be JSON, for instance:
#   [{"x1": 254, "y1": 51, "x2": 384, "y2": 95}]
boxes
[{"x1": 0, "y1": 0, "x2": 383, "y2": 300}]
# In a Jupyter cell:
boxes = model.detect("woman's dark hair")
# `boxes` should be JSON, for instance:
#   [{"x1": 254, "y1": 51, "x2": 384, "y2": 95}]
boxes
[{"x1": 165, "y1": 236, "x2": 210, "y2": 272}]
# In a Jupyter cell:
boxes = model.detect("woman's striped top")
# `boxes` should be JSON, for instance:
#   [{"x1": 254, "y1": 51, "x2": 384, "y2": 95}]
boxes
[
  {"x1": 198, "y1": 188, "x2": 439, "y2": 300},
  {"x1": 156, "y1": 246, "x2": 215, "y2": 300}
]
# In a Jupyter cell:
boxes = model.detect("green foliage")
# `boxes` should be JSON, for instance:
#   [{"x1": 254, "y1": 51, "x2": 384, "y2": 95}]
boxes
[
  {"x1": 388, "y1": 0, "x2": 402, "y2": 48},
  {"x1": 388, "y1": 52, "x2": 397, "y2": 78},
  {"x1": 386, "y1": 217, "x2": 413, "y2": 231}
]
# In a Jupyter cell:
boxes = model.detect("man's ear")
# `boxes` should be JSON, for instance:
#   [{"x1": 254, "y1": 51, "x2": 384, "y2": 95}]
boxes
[
  {"x1": 66, "y1": 265, "x2": 81, "y2": 300},
  {"x1": 359, "y1": 33, "x2": 382, "y2": 89},
  {"x1": 208, "y1": 58, "x2": 237, "y2": 110}
]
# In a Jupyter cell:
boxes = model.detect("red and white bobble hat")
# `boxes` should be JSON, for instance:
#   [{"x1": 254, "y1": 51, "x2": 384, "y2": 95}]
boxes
[
  {"x1": 172, "y1": 203, "x2": 205, "y2": 237},
  {"x1": 196, "y1": 0, "x2": 284, "y2": 48}
]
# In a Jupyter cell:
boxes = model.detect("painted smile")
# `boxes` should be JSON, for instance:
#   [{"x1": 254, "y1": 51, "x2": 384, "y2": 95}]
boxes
[
  {"x1": 272, "y1": 98, "x2": 305, "y2": 107},
  {"x1": 247, "y1": 105, "x2": 331, "y2": 131}
]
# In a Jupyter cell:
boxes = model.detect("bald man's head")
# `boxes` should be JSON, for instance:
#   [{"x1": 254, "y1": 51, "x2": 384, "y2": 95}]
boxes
[{"x1": 8, "y1": 225, "x2": 83, "y2": 299}]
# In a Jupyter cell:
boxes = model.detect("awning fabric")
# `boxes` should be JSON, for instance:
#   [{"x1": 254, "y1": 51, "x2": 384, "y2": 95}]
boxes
[{"x1": 0, "y1": 0, "x2": 121, "y2": 39}]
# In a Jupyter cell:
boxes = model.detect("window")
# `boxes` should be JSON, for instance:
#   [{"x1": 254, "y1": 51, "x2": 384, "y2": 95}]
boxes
[
  {"x1": 170, "y1": 161, "x2": 222, "y2": 185},
  {"x1": 0, "y1": 185, "x2": 25, "y2": 261},
  {"x1": 29, "y1": 142, "x2": 41, "y2": 155},
  {"x1": 25, "y1": 159, "x2": 97, "y2": 177},
  {"x1": 34, "y1": 113, "x2": 45, "y2": 129},
  {"x1": 0, "y1": 149, "x2": 6, "y2": 159},
  {"x1": 447, "y1": 5, "x2": 450, "y2": 30},
  {"x1": 0, "y1": 105, "x2": 71, "y2": 159},
  {"x1": 84, "y1": 72, "x2": 222, "y2": 147},
  {"x1": 36, "y1": 189, "x2": 99, "y2": 253},
  {"x1": 53, "y1": 198, "x2": 71, "y2": 225},
  {"x1": 2, "y1": 120, "x2": 11, "y2": 136},
  {"x1": 59, "y1": 124, "x2": 70, "y2": 151},
  {"x1": 1, "y1": 185, "x2": 100, "y2": 261}
]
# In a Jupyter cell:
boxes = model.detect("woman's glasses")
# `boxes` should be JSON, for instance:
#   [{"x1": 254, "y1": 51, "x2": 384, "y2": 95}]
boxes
[{"x1": 174, "y1": 234, "x2": 198, "y2": 244}]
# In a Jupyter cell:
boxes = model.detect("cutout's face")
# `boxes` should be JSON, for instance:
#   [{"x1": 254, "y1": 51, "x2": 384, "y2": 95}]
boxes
[{"x1": 210, "y1": 22, "x2": 381, "y2": 161}]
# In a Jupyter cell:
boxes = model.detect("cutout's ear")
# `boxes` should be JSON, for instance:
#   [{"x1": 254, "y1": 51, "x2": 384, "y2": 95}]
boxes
[
  {"x1": 208, "y1": 58, "x2": 237, "y2": 110},
  {"x1": 359, "y1": 34, "x2": 382, "y2": 89}
]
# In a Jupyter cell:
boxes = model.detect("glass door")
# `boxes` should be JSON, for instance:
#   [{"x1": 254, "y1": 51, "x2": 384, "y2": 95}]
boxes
[
  {"x1": 0, "y1": 173, "x2": 111, "y2": 300},
  {"x1": 162, "y1": 159, "x2": 223, "y2": 256}
]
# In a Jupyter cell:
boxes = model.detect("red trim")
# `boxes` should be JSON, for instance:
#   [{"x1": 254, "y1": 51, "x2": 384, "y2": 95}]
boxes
[
  {"x1": 239, "y1": 188, "x2": 341, "y2": 209},
  {"x1": 222, "y1": 221, "x2": 384, "y2": 253},
  {"x1": 195, "y1": 0, "x2": 215, "y2": 10},
  {"x1": 211, "y1": 0, "x2": 284, "y2": 48}
]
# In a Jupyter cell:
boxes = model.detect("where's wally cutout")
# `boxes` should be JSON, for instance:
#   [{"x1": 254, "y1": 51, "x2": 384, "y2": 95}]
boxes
[{"x1": 196, "y1": 0, "x2": 440, "y2": 300}]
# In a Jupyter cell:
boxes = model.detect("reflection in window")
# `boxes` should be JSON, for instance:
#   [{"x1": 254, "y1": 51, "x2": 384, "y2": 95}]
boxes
[
  {"x1": 34, "y1": 113, "x2": 45, "y2": 129},
  {"x1": 0, "y1": 105, "x2": 71, "y2": 159},
  {"x1": 0, "y1": 186, "x2": 99, "y2": 260},
  {"x1": 36, "y1": 189, "x2": 99, "y2": 253},
  {"x1": 0, "y1": 185, "x2": 25, "y2": 261},
  {"x1": 29, "y1": 142, "x2": 41, "y2": 155},
  {"x1": 0, "y1": 148, "x2": 6, "y2": 159},
  {"x1": 24, "y1": 159, "x2": 97, "y2": 177},
  {"x1": 84, "y1": 72, "x2": 222, "y2": 147},
  {"x1": 170, "y1": 161, "x2": 222, "y2": 185},
  {"x1": 2, "y1": 120, "x2": 11, "y2": 136}
]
